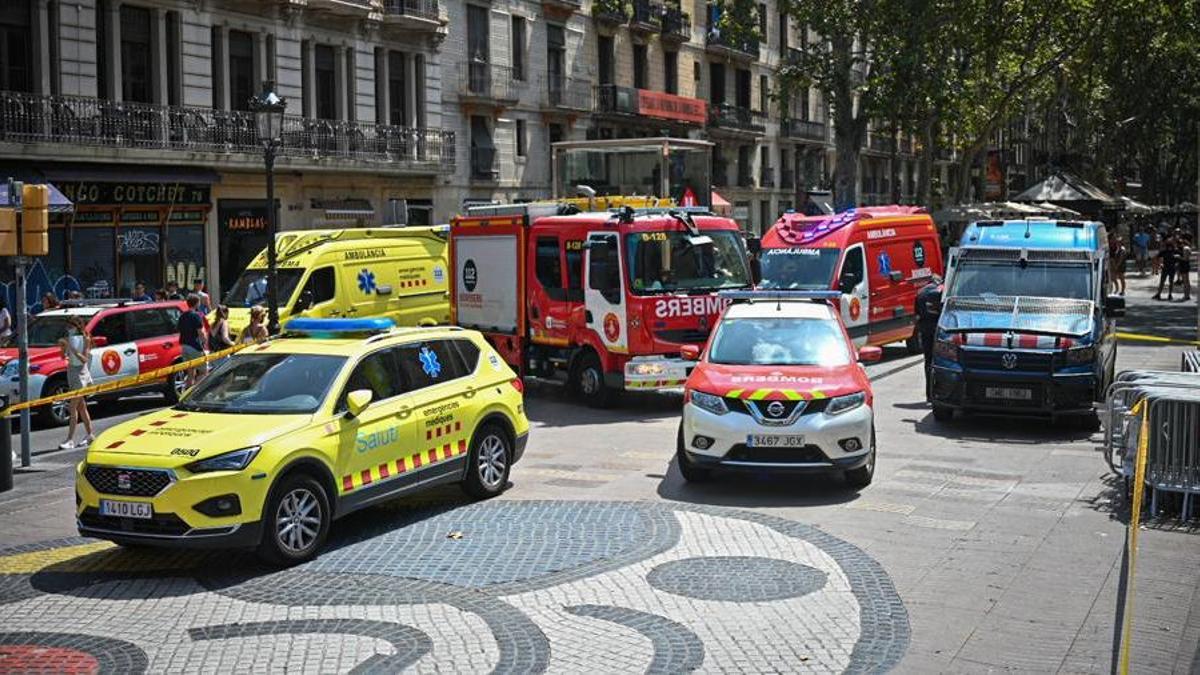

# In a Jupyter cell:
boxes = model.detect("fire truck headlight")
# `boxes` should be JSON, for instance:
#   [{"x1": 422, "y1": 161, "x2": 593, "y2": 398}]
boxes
[{"x1": 630, "y1": 362, "x2": 666, "y2": 376}]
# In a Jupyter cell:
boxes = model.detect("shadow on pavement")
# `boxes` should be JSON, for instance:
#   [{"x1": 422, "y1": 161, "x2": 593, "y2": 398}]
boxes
[
  {"x1": 655, "y1": 457, "x2": 861, "y2": 509},
  {"x1": 523, "y1": 381, "x2": 684, "y2": 428},
  {"x1": 906, "y1": 410, "x2": 1097, "y2": 444}
]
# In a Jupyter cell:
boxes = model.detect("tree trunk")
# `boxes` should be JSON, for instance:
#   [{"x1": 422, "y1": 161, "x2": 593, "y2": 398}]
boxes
[
  {"x1": 919, "y1": 116, "x2": 935, "y2": 208},
  {"x1": 829, "y1": 35, "x2": 862, "y2": 211},
  {"x1": 889, "y1": 120, "x2": 901, "y2": 204}
]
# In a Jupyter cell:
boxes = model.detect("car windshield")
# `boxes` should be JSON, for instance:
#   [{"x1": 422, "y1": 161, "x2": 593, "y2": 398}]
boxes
[
  {"x1": 223, "y1": 269, "x2": 304, "y2": 308},
  {"x1": 177, "y1": 353, "x2": 346, "y2": 414},
  {"x1": 758, "y1": 248, "x2": 841, "y2": 290},
  {"x1": 948, "y1": 261, "x2": 1093, "y2": 301},
  {"x1": 26, "y1": 316, "x2": 75, "y2": 347},
  {"x1": 625, "y1": 230, "x2": 751, "y2": 294},
  {"x1": 708, "y1": 317, "x2": 851, "y2": 366}
]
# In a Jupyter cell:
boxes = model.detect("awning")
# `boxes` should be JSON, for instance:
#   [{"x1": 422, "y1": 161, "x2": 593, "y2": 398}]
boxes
[
  {"x1": 39, "y1": 164, "x2": 221, "y2": 184},
  {"x1": 311, "y1": 198, "x2": 374, "y2": 220},
  {"x1": 710, "y1": 191, "x2": 732, "y2": 216},
  {"x1": 0, "y1": 181, "x2": 74, "y2": 213},
  {"x1": 1120, "y1": 196, "x2": 1154, "y2": 215},
  {"x1": 1013, "y1": 172, "x2": 1122, "y2": 208}
]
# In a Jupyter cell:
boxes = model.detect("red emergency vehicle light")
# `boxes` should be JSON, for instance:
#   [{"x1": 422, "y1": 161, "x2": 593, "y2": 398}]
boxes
[{"x1": 774, "y1": 206, "x2": 928, "y2": 246}]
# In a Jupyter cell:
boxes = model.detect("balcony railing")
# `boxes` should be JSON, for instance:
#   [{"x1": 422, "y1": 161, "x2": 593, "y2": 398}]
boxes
[
  {"x1": 470, "y1": 146, "x2": 497, "y2": 179},
  {"x1": 458, "y1": 63, "x2": 519, "y2": 104},
  {"x1": 736, "y1": 165, "x2": 753, "y2": 188},
  {"x1": 0, "y1": 90, "x2": 455, "y2": 172},
  {"x1": 708, "y1": 103, "x2": 765, "y2": 133},
  {"x1": 595, "y1": 84, "x2": 639, "y2": 115},
  {"x1": 382, "y1": 0, "x2": 440, "y2": 23},
  {"x1": 630, "y1": 0, "x2": 662, "y2": 30},
  {"x1": 543, "y1": 76, "x2": 593, "y2": 111},
  {"x1": 706, "y1": 30, "x2": 760, "y2": 58},
  {"x1": 592, "y1": 0, "x2": 629, "y2": 24},
  {"x1": 783, "y1": 118, "x2": 826, "y2": 142},
  {"x1": 661, "y1": 6, "x2": 690, "y2": 41},
  {"x1": 867, "y1": 134, "x2": 895, "y2": 153}
]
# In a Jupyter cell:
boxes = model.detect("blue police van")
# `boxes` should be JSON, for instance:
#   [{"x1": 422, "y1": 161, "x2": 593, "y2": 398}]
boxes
[{"x1": 928, "y1": 219, "x2": 1124, "y2": 426}]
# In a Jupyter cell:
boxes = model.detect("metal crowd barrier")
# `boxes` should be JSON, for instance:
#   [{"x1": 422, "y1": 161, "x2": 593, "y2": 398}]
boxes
[
  {"x1": 1183, "y1": 349, "x2": 1200, "y2": 373},
  {"x1": 1102, "y1": 369, "x2": 1200, "y2": 519}
]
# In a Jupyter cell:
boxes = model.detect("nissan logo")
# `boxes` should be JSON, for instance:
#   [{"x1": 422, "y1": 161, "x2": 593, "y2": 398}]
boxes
[
  {"x1": 1001, "y1": 352, "x2": 1018, "y2": 369},
  {"x1": 766, "y1": 401, "x2": 786, "y2": 417}
]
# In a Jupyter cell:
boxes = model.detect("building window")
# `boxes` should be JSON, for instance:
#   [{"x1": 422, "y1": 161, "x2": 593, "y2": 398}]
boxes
[
  {"x1": 511, "y1": 16, "x2": 526, "y2": 81},
  {"x1": 516, "y1": 119, "x2": 526, "y2": 157},
  {"x1": 228, "y1": 30, "x2": 255, "y2": 111},
  {"x1": 547, "y1": 24, "x2": 565, "y2": 94},
  {"x1": 735, "y1": 68, "x2": 750, "y2": 108},
  {"x1": 598, "y1": 36, "x2": 614, "y2": 85},
  {"x1": 388, "y1": 51, "x2": 407, "y2": 126},
  {"x1": 97, "y1": 0, "x2": 111, "y2": 98},
  {"x1": 345, "y1": 47, "x2": 356, "y2": 122},
  {"x1": 693, "y1": 60, "x2": 701, "y2": 96},
  {"x1": 778, "y1": 10, "x2": 787, "y2": 50},
  {"x1": 165, "y1": 11, "x2": 181, "y2": 105},
  {"x1": 315, "y1": 44, "x2": 337, "y2": 120},
  {"x1": 265, "y1": 34, "x2": 276, "y2": 83},
  {"x1": 300, "y1": 40, "x2": 311, "y2": 117},
  {"x1": 210, "y1": 27, "x2": 223, "y2": 108},
  {"x1": 709, "y1": 62, "x2": 725, "y2": 104},
  {"x1": 0, "y1": 1, "x2": 33, "y2": 93},
  {"x1": 470, "y1": 115, "x2": 495, "y2": 179},
  {"x1": 664, "y1": 51, "x2": 678, "y2": 95},
  {"x1": 632, "y1": 43, "x2": 647, "y2": 89},
  {"x1": 758, "y1": 3, "x2": 767, "y2": 44},
  {"x1": 48, "y1": 1, "x2": 60, "y2": 95},
  {"x1": 120, "y1": 5, "x2": 153, "y2": 104},
  {"x1": 759, "y1": 74, "x2": 768, "y2": 113}
]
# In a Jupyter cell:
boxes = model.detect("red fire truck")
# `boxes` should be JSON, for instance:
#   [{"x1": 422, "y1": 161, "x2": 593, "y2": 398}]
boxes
[{"x1": 449, "y1": 138, "x2": 753, "y2": 406}]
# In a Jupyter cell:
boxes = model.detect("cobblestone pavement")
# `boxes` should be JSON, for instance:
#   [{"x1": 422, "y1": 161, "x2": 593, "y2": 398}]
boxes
[{"x1": 0, "y1": 501, "x2": 906, "y2": 673}]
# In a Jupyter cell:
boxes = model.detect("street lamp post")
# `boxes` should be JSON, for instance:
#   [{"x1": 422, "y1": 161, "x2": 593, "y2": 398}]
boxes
[{"x1": 250, "y1": 81, "x2": 287, "y2": 334}]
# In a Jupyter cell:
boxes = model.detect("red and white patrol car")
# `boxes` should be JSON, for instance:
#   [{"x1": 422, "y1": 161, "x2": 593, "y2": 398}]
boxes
[
  {"x1": 759, "y1": 206, "x2": 944, "y2": 352},
  {"x1": 0, "y1": 300, "x2": 189, "y2": 426},
  {"x1": 676, "y1": 291, "x2": 881, "y2": 487}
]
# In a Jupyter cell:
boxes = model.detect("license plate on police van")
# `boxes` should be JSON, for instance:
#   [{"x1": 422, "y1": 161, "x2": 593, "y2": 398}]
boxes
[
  {"x1": 984, "y1": 387, "x2": 1033, "y2": 401},
  {"x1": 747, "y1": 434, "x2": 805, "y2": 448},
  {"x1": 99, "y1": 499, "x2": 153, "y2": 519}
]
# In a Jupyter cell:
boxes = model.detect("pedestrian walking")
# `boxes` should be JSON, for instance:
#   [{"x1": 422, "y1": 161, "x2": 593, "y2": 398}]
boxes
[
  {"x1": 1150, "y1": 232, "x2": 1162, "y2": 275},
  {"x1": 914, "y1": 275, "x2": 943, "y2": 399},
  {"x1": 1132, "y1": 228, "x2": 1150, "y2": 276},
  {"x1": 1108, "y1": 236, "x2": 1127, "y2": 295},
  {"x1": 0, "y1": 298, "x2": 12, "y2": 346},
  {"x1": 58, "y1": 315, "x2": 94, "y2": 450},
  {"x1": 1153, "y1": 238, "x2": 1179, "y2": 301},
  {"x1": 178, "y1": 294, "x2": 208, "y2": 387},
  {"x1": 1179, "y1": 237, "x2": 1192, "y2": 302},
  {"x1": 241, "y1": 305, "x2": 269, "y2": 343}
]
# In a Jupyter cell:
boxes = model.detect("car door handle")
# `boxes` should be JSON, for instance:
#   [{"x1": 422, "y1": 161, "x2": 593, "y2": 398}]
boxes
[
  {"x1": 396, "y1": 405, "x2": 411, "y2": 418},
  {"x1": 463, "y1": 386, "x2": 476, "y2": 399},
  {"x1": 123, "y1": 348, "x2": 136, "y2": 356}
]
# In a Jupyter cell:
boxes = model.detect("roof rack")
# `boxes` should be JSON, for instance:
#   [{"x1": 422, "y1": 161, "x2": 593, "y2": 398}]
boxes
[{"x1": 719, "y1": 290, "x2": 841, "y2": 304}]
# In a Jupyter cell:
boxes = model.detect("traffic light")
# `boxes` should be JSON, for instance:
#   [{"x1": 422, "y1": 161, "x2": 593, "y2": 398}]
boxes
[
  {"x1": 0, "y1": 208, "x2": 16, "y2": 257},
  {"x1": 19, "y1": 184, "x2": 49, "y2": 256}
]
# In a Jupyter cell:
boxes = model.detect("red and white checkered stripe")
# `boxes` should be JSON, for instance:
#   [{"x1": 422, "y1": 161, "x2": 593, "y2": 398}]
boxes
[
  {"x1": 961, "y1": 333, "x2": 1074, "y2": 349},
  {"x1": 399, "y1": 279, "x2": 429, "y2": 289}
]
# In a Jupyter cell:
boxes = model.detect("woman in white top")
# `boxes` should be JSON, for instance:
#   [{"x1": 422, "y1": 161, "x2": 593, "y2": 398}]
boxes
[
  {"x1": 0, "y1": 298, "x2": 11, "y2": 345},
  {"x1": 58, "y1": 315, "x2": 95, "y2": 449}
]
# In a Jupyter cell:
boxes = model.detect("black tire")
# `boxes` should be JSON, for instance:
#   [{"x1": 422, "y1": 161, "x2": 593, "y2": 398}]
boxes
[
  {"x1": 675, "y1": 423, "x2": 711, "y2": 482},
  {"x1": 844, "y1": 427, "x2": 876, "y2": 489},
  {"x1": 932, "y1": 405, "x2": 954, "y2": 422},
  {"x1": 257, "y1": 472, "x2": 331, "y2": 567},
  {"x1": 571, "y1": 351, "x2": 615, "y2": 408},
  {"x1": 462, "y1": 423, "x2": 512, "y2": 499},
  {"x1": 161, "y1": 361, "x2": 189, "y2": 404},
  {"x1": 39, "y1": 376, "x2": 71, "y2": 427},
  {"x1": 905, "y1": 329, "x2": 922, "y2": 355}
]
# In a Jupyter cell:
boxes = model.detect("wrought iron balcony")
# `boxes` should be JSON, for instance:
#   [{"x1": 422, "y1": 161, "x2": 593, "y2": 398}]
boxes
[
  {"x1": 458, "y1": 63, "x2": 520, "y2": 105},
  {"x1": 660, "y1": 6, "x2": 691, "y2": 42},
  {"x1": 382, "y1": 0, "x2": 441, "y2": 26},
  {"x1": 782, "y1": 118, "x2": 826, "y2": 142},
  {"x1": 0, "y1": 90, "x2": 455, "y2": 173},
  {"x1": 470, "y1": 146, "x2": 497, "y2": 180},
  {"x1": 736, "y1": 165, "x2": 753, "y2": 188},
  {"x1": 592, "y1": 0, "x2": 629, "y2": 25},
  {"x1": 706, "y1": 30, "x2": 760, "y2": 59},
  {"x1": 630, "y1": 0, "x2": 662, "y2": 32},
  {"x1": 595, "y1": 84, "x2": 640, "y2": 115},
  {"x1": 542, "y1": 0, "x2": 582, "y2": 13},
  {"x1": 867, "y1": 134, "x2": 895, "y2": 153},
  {"x1": 543, "y1": 76, "x2": 593, "y2": 111},
  {"x1": 708, "y1": 103, "x2": 765, "y2": 134}
]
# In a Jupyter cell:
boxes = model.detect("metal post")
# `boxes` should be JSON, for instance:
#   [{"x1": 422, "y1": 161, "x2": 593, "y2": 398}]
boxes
[
  {"x1": 15, "y1": 260, "x2": 30, "y2": 467},
  {"x1": 265, "y1": 144, "x2": 279, "y2": 335},
  {"x1": 0, "y1": 416, "x2": 11, "y2": 492}
]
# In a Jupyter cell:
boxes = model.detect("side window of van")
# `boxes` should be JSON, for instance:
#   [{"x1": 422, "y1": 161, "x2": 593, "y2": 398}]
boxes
[
  {"x1": 840, "y1": 247, "x2": 865, "y2": 293},
  {"x1": 296, "y1": 267, "x2": 336, "y2": 312}
]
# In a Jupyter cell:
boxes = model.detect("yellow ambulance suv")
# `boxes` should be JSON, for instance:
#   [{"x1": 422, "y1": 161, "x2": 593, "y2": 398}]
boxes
[{"x1": 75, "y1": 318, "x2": 529, "y2": 565}]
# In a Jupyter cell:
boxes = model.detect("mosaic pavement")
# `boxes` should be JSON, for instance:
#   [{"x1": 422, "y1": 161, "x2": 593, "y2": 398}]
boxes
[{"x1": 0, "y1": 501, "x2": 908, "y2": 673}]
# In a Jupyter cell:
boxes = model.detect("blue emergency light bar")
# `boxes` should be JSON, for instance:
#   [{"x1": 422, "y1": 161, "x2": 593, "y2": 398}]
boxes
[
  {"x1": 718, "y1": 290, "x2": 842, "y2": 304},
  {"x1": 285, "y1": 317, "x2": 396, "y2": 337}
]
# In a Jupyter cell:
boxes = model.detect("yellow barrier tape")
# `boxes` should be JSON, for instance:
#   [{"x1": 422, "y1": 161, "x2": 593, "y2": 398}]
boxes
[
  {"x1": 0, "y1": 339, "x2": 262, "y2": 417},
  {"x1": 1118, "y1": 399, "x2": 1150, "y2": 675},
  {"x1": 1115, "y1": 331, "x2": 1200, "y2": 346}
]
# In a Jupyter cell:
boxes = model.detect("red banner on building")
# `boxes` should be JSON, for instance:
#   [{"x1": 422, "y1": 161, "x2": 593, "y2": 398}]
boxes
[{"x1": 638, "y1": 90, "x2": 708, "y2": 125}]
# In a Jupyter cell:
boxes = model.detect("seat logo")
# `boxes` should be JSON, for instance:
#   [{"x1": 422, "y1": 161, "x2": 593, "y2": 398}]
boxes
[
  {"x1": 116, "y1": 472, "x2": 132, "y2": 491},
  {"x1": 766, "y1": 401, "x2": 786, "y2": 417},
  {"x1": 1001, "y1": 352, "x2": 1018, "y2": 369}
]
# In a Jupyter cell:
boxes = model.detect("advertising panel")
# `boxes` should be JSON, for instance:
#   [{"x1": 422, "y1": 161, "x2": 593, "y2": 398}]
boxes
[{"x1": 454, "y1": 235, "x2": 519, "y2": 333}]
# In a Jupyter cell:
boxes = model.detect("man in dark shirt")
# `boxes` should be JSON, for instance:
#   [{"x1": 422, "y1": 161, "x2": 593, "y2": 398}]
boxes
[
  {"x1": 178, "y1": 294, "x2": 207, "y2": 386},
  {"x1": 1153, "y1": 238, "x2": 1178, "y2": 301},
  {"x1": 164, "y1": 280, "x2": 185, "y2": 301},
  {"x1": 914, "y1": 275, "x2": 944, "y2": 398},
  {"x1": 131, "y1": 282, "x2": 154, "y2": 303}
]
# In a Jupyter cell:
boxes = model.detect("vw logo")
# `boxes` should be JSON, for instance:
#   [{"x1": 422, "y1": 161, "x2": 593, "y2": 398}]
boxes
[
  {"x1": 1001, "y1": 352, "x2": 1018, "y2": 370},
  {"x1": 766, "y1": 401, "x2": 787, "y2": 418},
  {"x1": 116, "y1": 472, "x2": 132, "y2": 491}
]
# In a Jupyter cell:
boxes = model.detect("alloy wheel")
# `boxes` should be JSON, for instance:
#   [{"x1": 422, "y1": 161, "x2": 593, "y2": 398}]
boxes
[
  {"x1": 275, "y1": 488, "x2": 322, "y2": 554},
  {"x1": 477, "y1": 434, "x2": 508, "y2": 489}
]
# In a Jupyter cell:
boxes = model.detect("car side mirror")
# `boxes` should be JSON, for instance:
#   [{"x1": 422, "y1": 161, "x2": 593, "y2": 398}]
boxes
[
  {"x1": 1104, "y1": 294, "x2": 1126, "y2": 318},
  {"x1": 296, "y1": 289, "x2": 314, "y2": 312},
  {"x1": 92, "y1": 335, "x2": 108, "y2": 347},
  {"x1": 858, "y1": 346, "x2": 883, "y2": 363},
  {"x1": 345, "y1": 389, "x2": 373, "y2": 419},
  {"x1": 839, "y1": 273, "x2": 858, "y2": 294},
  {"x1": 680, "y1": 344, "x2": 702, "y2": 361}
]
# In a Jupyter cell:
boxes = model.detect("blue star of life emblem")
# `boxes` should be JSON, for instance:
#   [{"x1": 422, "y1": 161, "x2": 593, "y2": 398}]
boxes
[
  {"x1": 357, "y1": 269, "x2": 376, "y2": 294},
  {"x1": 419, "y1": 346, "x2": 442, "y2": 378}
]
